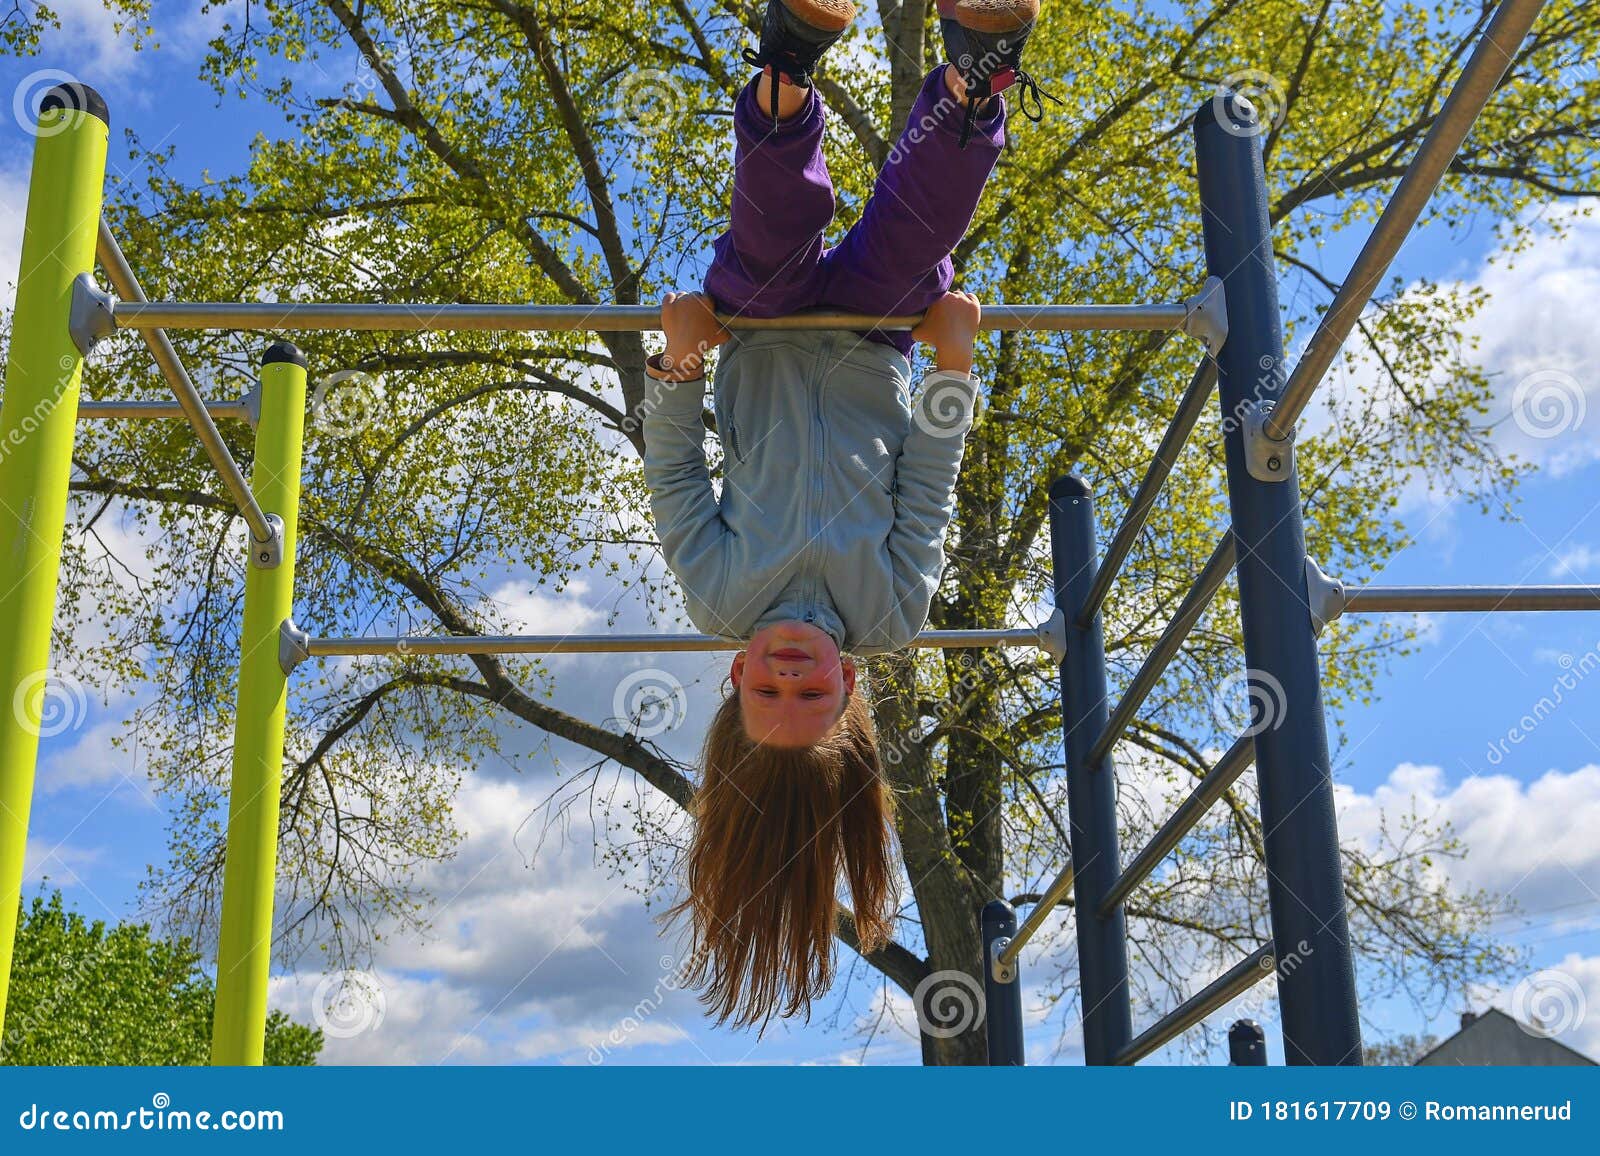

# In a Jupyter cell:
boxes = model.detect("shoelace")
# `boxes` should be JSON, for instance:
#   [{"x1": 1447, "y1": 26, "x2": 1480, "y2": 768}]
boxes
[
  {"x1": 742, "y1": 45, "x2": 802, "y2": 131},
  {"x1": 957, "y1": 67, "x2": 1063, "y2": 148}
]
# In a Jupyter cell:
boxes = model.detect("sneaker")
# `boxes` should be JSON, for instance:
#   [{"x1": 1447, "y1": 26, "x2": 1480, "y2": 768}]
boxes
[
  {"x1": 938, "y1": 0, "x2": 1059, "y2": 147},
  {"x1": 743, "y1": 0, "x2": 857, "y2": 130}
]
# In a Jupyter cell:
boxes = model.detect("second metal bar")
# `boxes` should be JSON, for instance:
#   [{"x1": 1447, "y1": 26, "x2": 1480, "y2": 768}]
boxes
[
  {"x1": 110, "y1": 300, "x2": 1192, "y2": 334},
  {"x1": 1080, "y1": 357, "x2": 1219, "y2": 624},
  {"x1": 298, "y1": 627, "x2": 1050, "y2": 660},
  {"x1": 77, "y1": 399, "x2": 251, "y2": 421},
  {"x1": 996, "y1": 861, "x2": 1075, "y2": 970},
  {"x1": 1099, "y1": 734, "x2": 1256, "y2": 917},
  {"x1": 1344, "y1": 584, "x2": 1600, "y2": 613},
  {"x1": 1267, "y1": 0, "x2": 1549, "y2": 437},
  {"x1": 1113, "y1": 945, "x2": 1276, "y2": 1066},
  {"x1": 96, "y1": 220, "x2": 278, "y2": 554},
  {"x1": 1087, "y1": 532, "x2": 1236, "y2": 768}
]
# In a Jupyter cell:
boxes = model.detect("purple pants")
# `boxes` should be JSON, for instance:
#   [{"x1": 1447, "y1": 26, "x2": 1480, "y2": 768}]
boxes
[{"x1": 704, "y1": 67, "x2": 1006, "y2": 357}]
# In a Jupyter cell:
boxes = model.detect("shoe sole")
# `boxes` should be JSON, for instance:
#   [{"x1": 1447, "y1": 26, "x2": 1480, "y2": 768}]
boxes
[
  {"x1": 782, "y1": 0, "x2": 857, "y2": 33},
  {"x1": 953, "y1": 0, "x2": 1038, "y2": 33}
]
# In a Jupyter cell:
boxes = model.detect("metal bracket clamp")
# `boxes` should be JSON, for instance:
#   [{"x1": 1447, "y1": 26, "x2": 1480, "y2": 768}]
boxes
[
  {"x1": 279, "y1": 618, "x2": 312, "y2": 676},
  {"x1": 1304, "y1": 556, "x2": 1347, "y2": 636},
  {"x1": 990, "y1": 936, "x2": 1018, "y2": 985},
  {"x1": 69, "y1": 272, "x2": 117, "y2": 356},
  {"x1": 1035, "y1": 607, "x2": 1067, "y2": 664},
  {"x1": 1242, "y1": 400, "x2": 1294, "y2": 482},
  {"x1": 250, "y1": 513, "x2": 285, "y2": 571},
  {"x1": 240, "y1": 380, "x2": 263, "y2": 429},
  {"x1": 1181, "y1": 276, "x2": 1228, "y2": 356}
]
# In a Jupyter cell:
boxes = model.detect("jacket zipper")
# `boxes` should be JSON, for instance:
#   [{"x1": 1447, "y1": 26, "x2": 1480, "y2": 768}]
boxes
[{"x1": 804, "y1": 339, "x2": 830, "y2": 622}]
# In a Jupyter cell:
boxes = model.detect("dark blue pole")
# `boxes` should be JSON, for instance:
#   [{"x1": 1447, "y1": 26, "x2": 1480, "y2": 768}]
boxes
[
  {"x1": 1194, "y1": 94, "x2": 1363, "y2": 1065},
  {"x1": 981, "y1": 900, "x2": 1025, "y2": 1065},
  {"x1": 1229, "y1": 1019, "x2": 1268, "y2": 1066},
  {"x1": 1050, "y1": 476, "x2": 1132, "y2": 1065}
]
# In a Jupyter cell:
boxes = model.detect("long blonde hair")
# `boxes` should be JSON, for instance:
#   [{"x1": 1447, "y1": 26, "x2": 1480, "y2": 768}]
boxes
[{"x1": 670, "y1": 690, "x2": 897, "y2": 1030}]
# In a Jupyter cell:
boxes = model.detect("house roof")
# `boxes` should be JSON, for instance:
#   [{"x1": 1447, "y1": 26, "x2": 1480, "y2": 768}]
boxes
[{"x1": 1414, "y1": 1008, "x2": 1597, "y2": 1066}]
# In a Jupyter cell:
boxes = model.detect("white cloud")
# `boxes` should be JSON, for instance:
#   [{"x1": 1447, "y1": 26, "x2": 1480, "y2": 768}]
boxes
[
  {"x1": 483, "y1": 577, "x2": 607, "y2": 636},
  {"x1": 1472, "y1": 952, "x2": 1600, "y2": 1061},
  {"x1": 1302, "y1": 206, "x2": 1600, "y2": 529},
  {"x1": 1549, "y1": 544, "x2": 1600, "y2": 578},
  {"x1": 266, "y1": 770, "x2": 707, "y2": 1064},
  {"x1": 22, "y1": 836, "x2": 101, "y2": 886},
  {"x1": 0, "y1": 158, "x2": 29, "y2": 314},
  {"x1": 1337, "y1": 761, "x2": 1600, "y2": 934}
]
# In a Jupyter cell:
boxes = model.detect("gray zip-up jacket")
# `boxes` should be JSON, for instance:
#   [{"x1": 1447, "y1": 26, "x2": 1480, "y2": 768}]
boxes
[{"x1": 642, "y1": 329, "x2": 979, "y2": 656}]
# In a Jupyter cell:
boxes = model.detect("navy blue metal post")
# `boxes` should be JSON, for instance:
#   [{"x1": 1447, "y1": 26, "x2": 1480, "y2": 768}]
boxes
[
  {"x1": 1229, "y1": 1019, "x2": 1268, "y2": 1065},
  {"x1": 1050, "y1": 476, "x2": 1133, "y2": 1064},
  {"x1": 981, "y1": 900, "x2": 1025, "y2": 1065},
  {"x1": 1194, "y1": 96, "x2": 1363, "y2": 1065}
]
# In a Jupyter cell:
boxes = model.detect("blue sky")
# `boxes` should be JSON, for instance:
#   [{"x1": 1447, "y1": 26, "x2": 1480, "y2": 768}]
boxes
[{"x1": 1, "y1": 1, "x2": 1598, "y2": 1066}]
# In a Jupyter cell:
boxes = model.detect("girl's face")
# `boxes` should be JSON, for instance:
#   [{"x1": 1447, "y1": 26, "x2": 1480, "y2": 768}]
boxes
[{"x1": 731, "y1": 621, "x2": 857, "y2": 748}]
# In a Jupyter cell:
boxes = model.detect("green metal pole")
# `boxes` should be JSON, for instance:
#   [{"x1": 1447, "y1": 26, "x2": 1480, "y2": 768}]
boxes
[
  {"x1": 211, "y1": 343, "x2": 307, "y2": 1065},
  {"x1": 0, "y1": 84, "x2": 109, "y2": 1034}
]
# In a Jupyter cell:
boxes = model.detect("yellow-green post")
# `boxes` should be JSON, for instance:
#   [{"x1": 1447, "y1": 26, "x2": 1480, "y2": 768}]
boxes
[
  {"x1": 211, "y1": 342, "x2": 307, "y2": 1064},
  {"x1": 0, "y1": 83, "x2": 109, "y2": 1034}
]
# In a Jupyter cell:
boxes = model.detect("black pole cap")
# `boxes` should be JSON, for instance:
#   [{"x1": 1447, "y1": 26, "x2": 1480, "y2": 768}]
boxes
[
  {"x1": 261, "y1": 341, "x2": 308, "y2": 369},
  {"x1": 1049, "y1": 474, "x2": 1091, "y2": 501},
  {"x1": 1228, "y1": 1018, "x2": 1268, "y2": 1064},
  {"x1": 1193, "y1": 90, "x2": 1260, "y2": 139},
  {"x1": 980, "y1": 899, "x2": 1016, "y2": 923},
  {"x1": 39, "y1": 82, "x2": 109, "y2": 130}
]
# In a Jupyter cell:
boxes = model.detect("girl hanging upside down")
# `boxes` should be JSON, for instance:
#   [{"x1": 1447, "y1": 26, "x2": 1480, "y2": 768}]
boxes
[{"x1": 640, "y1": 0, "x2": 1049, "y2": 1030}]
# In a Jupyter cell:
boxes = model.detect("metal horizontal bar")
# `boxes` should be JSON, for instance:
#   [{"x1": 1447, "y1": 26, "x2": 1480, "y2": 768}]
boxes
[
  {"x1": 77, "y1": 399, "x2": 250, "y2": 421},
  {"x1": 1100, "y1": 734, "x2": 1255, "y2": 917},
  {"x1": 996, "y1": 861, "x2": 1075, "y2": 970},
  {"x1": 1114, "y1": 944, "x2": 1276, "y2": 1065},
  {"x1": 110, "y1": 300, "x2": 1192, "y2": 335},
  {"x1": 303, "y1": 627, "x2": 1049, "y2": 659},
  {"x1": 1088, "y1": 531, "x2": 1237, "y2": 767},
  {"x1": 1266, "y1": 0, "x2": 1548, "y2": 438},
  {"x1": 96, "y1": 221, "x2": 277, "y2": 549},
  {"x1": 1344, "y1": 585, "x2": 1600, "y2": 614},
  {"x1": 1079, "y1": 357, "x2": 1219, "y2": 625}
]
